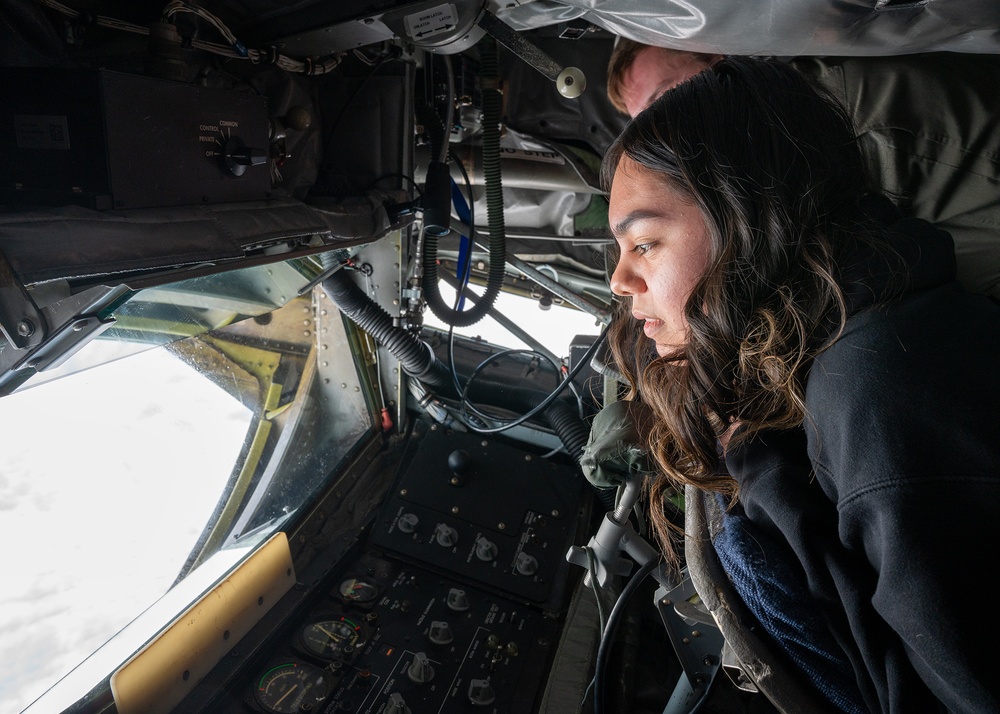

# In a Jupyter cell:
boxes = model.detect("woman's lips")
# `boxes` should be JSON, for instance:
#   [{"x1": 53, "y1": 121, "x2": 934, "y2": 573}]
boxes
[{"x1": 640, "y1": 317, "x2": 663, "y2": 339}]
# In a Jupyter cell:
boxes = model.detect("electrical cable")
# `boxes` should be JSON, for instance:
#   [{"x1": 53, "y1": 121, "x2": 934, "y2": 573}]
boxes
[
  {"x1": 442, "y1": 149, "x2": 589, "y2": 426},
  {"x1": 446, "y1": 151, "x2": 476, "y2": 401},
  {"x1": 325, "y1": 51, "x2": 398, "y2": 142},
  {"x1": 456, "y1": 328, "x2": 607, "y2": 435},
  {"x1": 460, "y1": 348, "x2": 564, "y2": 425},
  {"x1": 593, "y1": 557, "x2": 660, "y2": 714},
  {"x1": 34, "y1": 0, "x2": 344, "y2": 75}
]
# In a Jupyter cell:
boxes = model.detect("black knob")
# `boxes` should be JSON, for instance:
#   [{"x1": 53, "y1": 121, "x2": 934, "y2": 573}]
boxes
[
  {"x1": 283, "y1": 105, "x2": 313, "y2": 132},
  {"x1": 223, "y1": 137, "x2": 268, "y2": 176},
  {"x1": 448, "y1": 449, "x2": 471, "y2": 486},
  {"x1": 229, "y1": 146, "x2": 268, "y2": 166}
]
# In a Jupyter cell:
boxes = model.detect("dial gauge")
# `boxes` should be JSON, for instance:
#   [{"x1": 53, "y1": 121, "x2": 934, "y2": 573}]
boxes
[
  {"x1": 301, "y1": 617, "x2": 367, "y2": 661},
  {"x1": 338, "y1": 577, "x2": 379, "y2": 603},
  {"x1": 255, "y1": 662, "x2": 332, "y2": 714}
]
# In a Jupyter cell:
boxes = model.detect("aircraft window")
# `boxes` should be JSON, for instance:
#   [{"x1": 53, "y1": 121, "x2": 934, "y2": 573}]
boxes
[
  {"x1": 4, "y1": 262, "x2": 375, "y2": 713},
  {"x1": 0, "y1": 343, "x2": 252, "y2": 714},
  {"x1": 423, "y1": 281, "x2": 603, "y2": 356}
]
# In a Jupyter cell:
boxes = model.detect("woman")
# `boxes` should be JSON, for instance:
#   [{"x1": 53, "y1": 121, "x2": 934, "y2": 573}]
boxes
[{"x1": 602, "y1": 57, "x2": 1000, "y2": 713}]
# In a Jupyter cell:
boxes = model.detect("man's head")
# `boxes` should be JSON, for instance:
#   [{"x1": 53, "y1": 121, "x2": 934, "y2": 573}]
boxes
[{"x1": 607, "y1": 38, "x2": 721, "y2": 117}]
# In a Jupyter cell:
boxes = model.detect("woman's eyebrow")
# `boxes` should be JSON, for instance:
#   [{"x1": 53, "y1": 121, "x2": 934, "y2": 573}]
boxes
[{"x1": 611, "y1": 209, "x2": 663, "y2": 239}]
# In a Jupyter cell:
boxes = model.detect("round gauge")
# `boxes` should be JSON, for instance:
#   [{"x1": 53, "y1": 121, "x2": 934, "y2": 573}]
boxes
[
  {"x1": 255, "y1": 662, "x2": 333, "y2": 714},
  {"x1": 338, "y1": 577, "x2": 379, "y2": 603},
  {"x1": 301, "y1": 617, "x2": 367, "y2": 660}
]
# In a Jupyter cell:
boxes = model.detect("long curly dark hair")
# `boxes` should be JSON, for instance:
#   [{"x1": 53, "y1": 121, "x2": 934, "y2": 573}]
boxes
[{"x1": 602, "y1": 57, "x2": 881, "y2": 563}]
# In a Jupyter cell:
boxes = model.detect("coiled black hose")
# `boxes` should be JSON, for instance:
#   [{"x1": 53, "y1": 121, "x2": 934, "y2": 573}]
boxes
[
  {"x1": 422, "y1": 36, "x2": 506, "y2": 327},
  {"x1": 322, "y1": 270, "x2": 451, "y2": 390}
]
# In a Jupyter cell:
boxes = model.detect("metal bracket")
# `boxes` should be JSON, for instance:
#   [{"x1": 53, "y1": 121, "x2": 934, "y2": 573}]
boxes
[
  {"x1": 0, "y1": 247, "x2": 46, "y2": 349},
  {"x1": 0, "y1": 283, "x2": 128, "y2": 395},
  {"x1": 656, "y1": 577, "x2": 725, "y2": 712}
]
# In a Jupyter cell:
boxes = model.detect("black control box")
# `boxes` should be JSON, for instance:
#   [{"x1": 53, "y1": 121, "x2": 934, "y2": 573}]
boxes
[
  {"x1": 0, "y1": 68, "x2": 272, "y2": 209},
  {"x1": 372, "y1": 421, "x2": 584, "y2": 611}
]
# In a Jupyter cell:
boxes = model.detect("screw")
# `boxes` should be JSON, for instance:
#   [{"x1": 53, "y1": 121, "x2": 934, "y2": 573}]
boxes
[{"x1": 16, "y1": 320, "x2": 34, "y2": 337}]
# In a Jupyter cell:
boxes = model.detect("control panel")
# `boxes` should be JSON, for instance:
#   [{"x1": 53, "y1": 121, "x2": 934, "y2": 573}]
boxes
[
  {"x1": 371, "y1": 422, "x2": 581, "y2": 610},
  {"x1": 244, "y1": 554, "x2": 559, "y2": 714},
  {"x1": 185, "y1": 420, "x2": 587, "y2": 714},
  {"x1": 0, "y1": 68, "x2": 272, "y2": 209}
]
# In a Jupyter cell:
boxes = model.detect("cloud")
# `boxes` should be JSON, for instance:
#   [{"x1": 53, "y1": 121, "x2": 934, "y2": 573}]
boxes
[{"x1": 0, "y1": 477, "x2": 29, "y2": 512}]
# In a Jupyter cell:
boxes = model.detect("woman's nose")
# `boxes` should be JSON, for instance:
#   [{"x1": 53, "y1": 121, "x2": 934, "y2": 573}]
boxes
[{"x1": 609, "y1": 258, "x2": 644, "y2": 297}]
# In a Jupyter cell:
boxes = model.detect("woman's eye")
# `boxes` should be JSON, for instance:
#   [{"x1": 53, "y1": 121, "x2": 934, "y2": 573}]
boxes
[{"x1": 632, "y1": 243, "x2": 652, "y2": 255}]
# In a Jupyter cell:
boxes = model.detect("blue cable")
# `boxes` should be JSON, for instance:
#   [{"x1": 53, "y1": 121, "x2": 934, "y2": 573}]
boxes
[{"x1": 450, "y1": 178, "x2": 473, "y2": 310}]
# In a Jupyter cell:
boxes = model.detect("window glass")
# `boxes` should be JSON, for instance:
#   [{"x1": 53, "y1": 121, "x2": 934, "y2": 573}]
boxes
[
  {"x1": 1, "y1": 344, "x2": 252, "y2": 713},
  {"x1": 4, "y1": 264, "x2": 375, "y2": 714},
  {"x1": 422, "y1": 282, "x2": 602, "y2": 356}
]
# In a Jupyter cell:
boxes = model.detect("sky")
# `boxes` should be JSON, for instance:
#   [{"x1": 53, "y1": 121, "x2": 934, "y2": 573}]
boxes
[
  {"x1": 422, "y1": 284, "x2": 603, "y2": 357},
  {"x1": 0, "y1": 345, "x2": 252, "y2": 713}
]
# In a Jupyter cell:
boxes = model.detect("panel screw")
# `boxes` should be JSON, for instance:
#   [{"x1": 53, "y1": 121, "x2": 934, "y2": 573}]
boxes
[{"x1": 16, "y1": 320, "x2": 34, "y2": 337}]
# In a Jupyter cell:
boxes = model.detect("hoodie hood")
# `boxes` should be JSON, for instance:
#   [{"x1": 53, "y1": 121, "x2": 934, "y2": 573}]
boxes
[{"x1": 836, "y1": 194, "x2": 958, "y2": 318}]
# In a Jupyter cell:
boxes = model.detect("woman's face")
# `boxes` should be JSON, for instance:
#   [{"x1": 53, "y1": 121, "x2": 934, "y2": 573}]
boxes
[{"x1": 608, "y1": 157, "x2": 713, "y2": 357}]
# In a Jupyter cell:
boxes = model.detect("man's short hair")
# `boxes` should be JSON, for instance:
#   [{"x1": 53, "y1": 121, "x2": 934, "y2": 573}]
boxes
[
  {"x1": 607, "y1": 38, "x2": 648, "y2": 115},
  {"x1": 606, "y1": 38, "x2": 720, "y2": 116}
]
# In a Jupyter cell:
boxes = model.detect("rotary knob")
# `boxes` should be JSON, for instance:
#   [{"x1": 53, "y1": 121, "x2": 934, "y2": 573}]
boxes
[
  {"x1": 468, "y1": 679, "x2": 496, "y2": 707},
  {"x1": 435, "y1": 523, "x2": 458, "y2": 547},
  {"x1": 398, "y1": 513, "x2": 419, "y2": 533},
  {"x1": 475, "y1": 536, "x2": 497, "y2": 562},
  {"x1": 515, "y1": 552, "x2": 538, "y2": 576},
  {"x1": 428, "y1": 621, "x2": 454, "y2": 645},
  {"x1": 222, "y1": 137, "x2": 267, "y2": 176},
  {"x1": 407, "y1": 652, "x2": 435, "y2": 683},
  {"x1": 447, "y1": 588, "x2": 470, "y2": 612},
  {"x1": 384, "y1": 693, "x2": 411, "y2": 714}
]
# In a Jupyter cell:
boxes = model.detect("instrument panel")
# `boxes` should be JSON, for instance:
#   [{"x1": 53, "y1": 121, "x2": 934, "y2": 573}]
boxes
[
  {"x1": 184, "y1": 419, "x2": 588, "y2": 714},
  {"x1": 248, "y1": 553, "x2": 561, "y2": 714}
]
